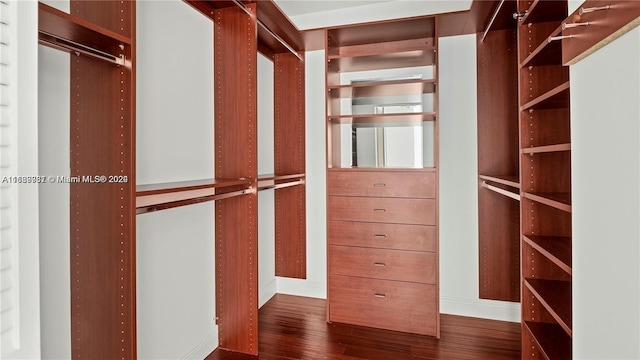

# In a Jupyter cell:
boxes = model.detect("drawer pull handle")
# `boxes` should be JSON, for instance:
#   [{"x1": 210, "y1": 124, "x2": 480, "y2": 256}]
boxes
[
  {"x1": 373, "y1": 183, "x2": 386, "y2": 187},
  {"x1": 374, "y1": 234, "x2": 387, "y2": 239},
  {"x1": 373, "y1": 209, "x2": 386, "y2": 213},
  {"x1": 579, "y1": 5, "x2": 610, "y2": 16},
  {"x1": 374, "y1": 294, "x2": 386, "y2": 299},
  {"x1": 374, "y1": 262, "x2": 386, "y2": 267}
]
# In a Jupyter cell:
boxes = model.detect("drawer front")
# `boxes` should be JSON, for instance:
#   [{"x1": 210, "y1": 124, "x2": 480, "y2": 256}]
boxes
[
  {"x1": 329, "y1": 275, "x2": 437, "y2": 336},
  {"x1": 328, "y1": 197, "x2": 435, "y2": 225},
  {"x1": 329, "y1": 245, "x2": 436, "y2": 284},
  {"x1": 328, "y1": 221, "x2": 436, "y2": 252},
  {"x1": 328, "y1": 171, "x2": 436, "y2": 198}
]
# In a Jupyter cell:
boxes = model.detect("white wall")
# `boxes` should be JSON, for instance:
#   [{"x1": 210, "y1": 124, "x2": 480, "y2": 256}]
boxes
[
  {"x1": 438, "y1": 34, "x2": 520, "y2": 322},
  {"x1": 276, "y1": 50, "x2": 327, "y2": 298},
  {"x1": 571, "y1": 27, "x2": 640, "y2": 360},
  {"x1": 257, "y1": 54, "x2": 277, "y2": 307},
  {"x1": 37, "y1": 44, "x2": 71, "y2": 360},
  {"x1": 136, "y1": 1, "x2": 217, "y2": 358},
  {"x1": 2, "y1": 1, "x2": 41, "y2": 358}
]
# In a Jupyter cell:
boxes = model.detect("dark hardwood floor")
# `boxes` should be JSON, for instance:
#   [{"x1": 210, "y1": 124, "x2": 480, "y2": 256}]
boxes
[{"x1": 206, "y1": 294, "x2": 521, "y2": 360}]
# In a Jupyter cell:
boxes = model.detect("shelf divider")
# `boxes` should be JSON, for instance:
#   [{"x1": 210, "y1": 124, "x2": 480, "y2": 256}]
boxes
[
  {"x1": 522, "y1": 192, "x2": 572, "y2": 213},
  {"x1": 523, "y1": 235, "x2": 572, "y2": 275},
  {"x1": 524, "y1": 279, "x2": 573, "y2": 336}
]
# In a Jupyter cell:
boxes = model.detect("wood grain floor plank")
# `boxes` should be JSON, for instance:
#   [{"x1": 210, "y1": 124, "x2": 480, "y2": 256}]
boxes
[{"x1": 206, "y1": 294, "x2": 521, "y2": 360}]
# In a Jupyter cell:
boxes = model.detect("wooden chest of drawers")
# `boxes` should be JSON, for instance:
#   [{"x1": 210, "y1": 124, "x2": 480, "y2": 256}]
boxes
[{"x1": 327, "y1": 170, "x2": 439, "y2": 337}]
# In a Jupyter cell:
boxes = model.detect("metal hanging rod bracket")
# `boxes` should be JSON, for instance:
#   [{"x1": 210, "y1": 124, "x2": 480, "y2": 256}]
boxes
[
  {"x1": 579, "y1": 5, "x2": 610, "y2": 16},
  {"x1": 562, "y1": 22, "x2": 589, "y2": 30},
  {"x1": 548, "y1": 35, "x2": 574, "y2": 43},
  {"x1": 230, "y1": 0, "x2": 303, "y2": 61}
]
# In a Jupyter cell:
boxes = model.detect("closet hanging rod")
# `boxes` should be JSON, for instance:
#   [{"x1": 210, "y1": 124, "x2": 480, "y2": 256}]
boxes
[
  {"x1": 38, "y1": 30, "x2": 126, "y2": 66},
  {"x1": 136, "y1": 187, "x2": 253, "y2": 215},
  {"x1": 259, "y1": 179, "x2": 305, "y2": 191},
  {"x1": 230, "y1": 0, "x2": 303, "y2": 61},
  {"x1": 480, "y1": 0, "x2": 506, "y2": 42},
  {"x1": 481, "y1": 181, "x2": 520, "y2": 201}
]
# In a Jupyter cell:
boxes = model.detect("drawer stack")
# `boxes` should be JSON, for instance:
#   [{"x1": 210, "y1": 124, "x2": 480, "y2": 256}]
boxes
[{"x1": 327, "y1": 170, "x2": 438, "y2": 336}]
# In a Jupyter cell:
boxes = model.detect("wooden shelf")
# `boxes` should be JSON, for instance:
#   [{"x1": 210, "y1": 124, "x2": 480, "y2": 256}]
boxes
[
  {"x1": 520, "y1": 1, "x2": 568, "y2": 24},
  {"x1": 521, "y1": 81, "x2": 570, "y2": 111},
  {"x1": 328, "y1": 112, "x2": 436, "y2": 124},
  {"x1": 328, "y1": 49, "x2": 436, "y2": 73},
  {"x1": 136, "y1": 178, "x2": 253, "y2": 214},
  {"x1": 520, "y1": 25, "x2": 563, "y2": 67},
  {"x1": 524, "y1": 279, "x2": 572, "y2": 336},
  {"x1": 524, "y1": 321, "x2": 572, "y2": 360},
  {"x1": 522, "y1": 143, "x2": 571, "y2": 154},
  {"x1": 523, "y1": 192, "x2": 571, "y2": 212},
  {"x1": 328, "y1": 79, "x2": 435, "y2": 99},
  {"x1": 479, "y1": 174, "x2": 520, "y2": 189},
  {"x1": 39, "y1": 2, "x2": 132, "y2": 54},
  {"x1": 523, "y1": 235, "x2": 572, "y2": 275},
  {"x1": 327, "y1": 17, "x2": 435, "y2": 49}
]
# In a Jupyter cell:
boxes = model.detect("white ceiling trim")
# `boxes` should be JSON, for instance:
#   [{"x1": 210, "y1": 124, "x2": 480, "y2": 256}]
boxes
[{"x1": 274, "y1": 0, "x2": 473, "y2": 30}]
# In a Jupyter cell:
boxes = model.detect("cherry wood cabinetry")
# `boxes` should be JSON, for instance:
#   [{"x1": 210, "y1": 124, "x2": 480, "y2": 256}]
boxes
[
  {"x1": 475, "y1": 1, "x2": 573, "y2": 358},
  {"x1": 325, "y1": 16, "x2": 439, "y2": 338},
  {"x1": 327, "y1": 170, "x2": 439, "y2": 337},
  {"x1": 516, "y1": 2, "x2": 573, "y2": 359}
]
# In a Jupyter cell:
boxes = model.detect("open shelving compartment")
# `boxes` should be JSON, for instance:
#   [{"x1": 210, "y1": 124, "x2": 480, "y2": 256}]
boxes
[
  {"x1": 517, "y1": 0, "x2": 572, "y2": 358},
  {"x1": 326, "y1": 17, "x2": 438, "y2": 171},
  {"x1": 476, "y1": 2, "x2": 521, "y2": 302}
]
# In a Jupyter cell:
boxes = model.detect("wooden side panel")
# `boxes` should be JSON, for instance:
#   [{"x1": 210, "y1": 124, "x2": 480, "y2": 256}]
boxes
[
  {"x1": 214, "y1": 4, "x2": 259, "y2": 355},
  {"x1": 476, "y1": 29, "x2": 520, "y2": 302},
  {"x1": 274, "y1": 52, "x2": 306, "y2": 279},
  {"x1": 69, "y1": 2, "x2": 136, "y2": 359}
]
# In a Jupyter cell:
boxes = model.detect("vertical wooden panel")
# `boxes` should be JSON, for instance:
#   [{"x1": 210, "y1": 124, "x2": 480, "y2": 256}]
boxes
[
  {"x1": 214, "y1": 3, "x2": 259, "y2": 355},
  {"x1": 70, "y1": 43, "x2": 135, "y2": 360},
  {"x1": 274, "y1": 52, "x2": 306, "y2": 279},
  {"x1": 476, "y1": 28, "x2": 520, "y2": 302},
  {"x1": 69, "y1": 2, "x2": 136, "y2": 359}
]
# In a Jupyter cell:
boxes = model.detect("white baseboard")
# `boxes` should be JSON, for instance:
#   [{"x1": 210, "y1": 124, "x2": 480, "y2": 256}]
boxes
[
  {"x1": 276, "y1": 278, "x2": 326, "y2": 299},
  {"x1": 440, "y1": 296, "x2": 521, "y2": 323},
  {"x1": 259, "y1": 278, "x2": 278, "y2": 308},
  {"x1": 181, "y1": 328, "x2": 218, "y2": 360}
]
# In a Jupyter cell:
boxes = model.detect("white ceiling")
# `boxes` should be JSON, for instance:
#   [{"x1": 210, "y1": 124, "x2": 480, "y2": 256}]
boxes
[{"x1": 273, "y1": 0, "x2": 473, "y2": 30}]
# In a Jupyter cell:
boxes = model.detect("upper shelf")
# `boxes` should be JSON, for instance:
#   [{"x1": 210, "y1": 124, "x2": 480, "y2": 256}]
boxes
[
  {"x1": 328, "y1": 48, "x2": 436, "y2": 73},
  {"x1": 327, "y1": 17, "x2": 435, "y2": 49},
  {"x1": 136, "y1": 178, "x2": 253, "y2": 214},
  {"x1": 328, "y1": 112, "x2": 436, "y2": 124},
  {"x1": 519, "y1": 0, "x2": 568, "y2": 24},
  {"x1": 38, "y1": 2, "x2": 131, "y2": 52},
  {"x1": 328, "y1": 79, "x2": 435, "y2": 99}
]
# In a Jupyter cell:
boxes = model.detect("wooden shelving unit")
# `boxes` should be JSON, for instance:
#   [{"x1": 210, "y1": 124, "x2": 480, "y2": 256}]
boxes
[
  {"x1": 517, "y1": 1, "x2": 572, "y2": 358},
  {"x1": 325, "y1": 16, "x2": 440, "y2": 337},
  {"x1": 476, "y1": 2, "x2": 520, "y2": 302}
]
